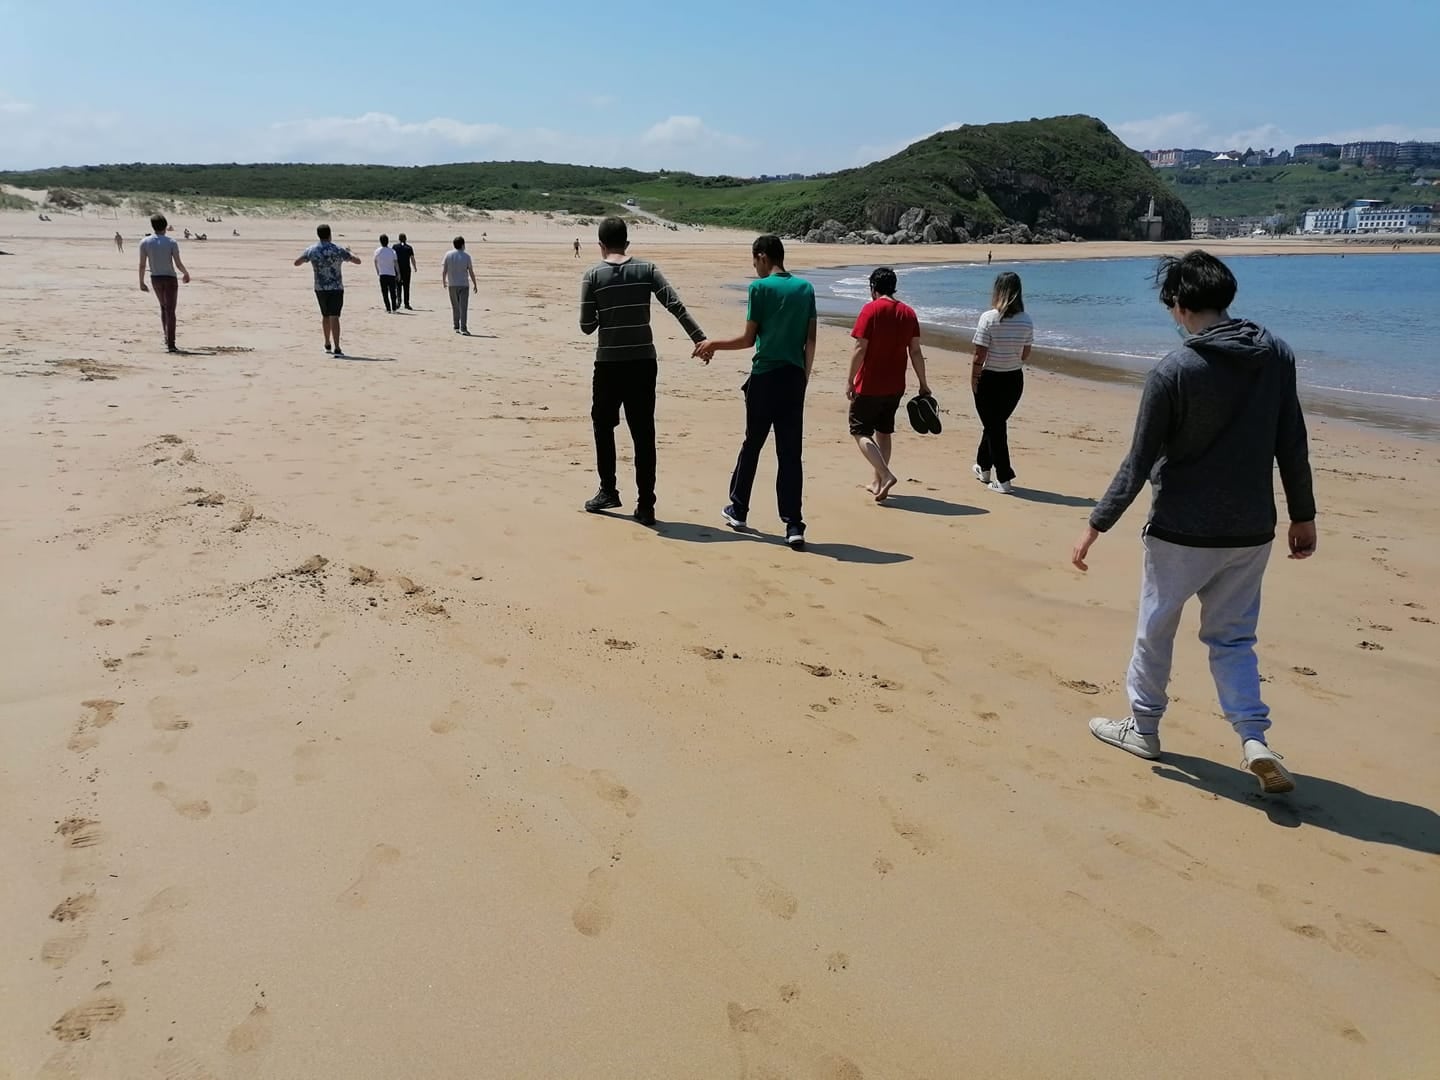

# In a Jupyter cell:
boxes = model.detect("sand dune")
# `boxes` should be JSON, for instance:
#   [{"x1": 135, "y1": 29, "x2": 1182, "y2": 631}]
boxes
[{"x1": 1, "y1": 208, "x2": 1437, "y2": 1079}]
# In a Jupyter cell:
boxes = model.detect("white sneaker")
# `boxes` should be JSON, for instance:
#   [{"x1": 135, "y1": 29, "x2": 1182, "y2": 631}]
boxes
[
  {"x1": 973, "y1": 464, "x2": 991, "y2": 484},
  {"x1": 987, "y1": 479, "x2": 1014, "y2": 494},
  {"x1": 1242, "y1": 740, "x2": 1296, "y2": 794},
  {"x1": 1089, "y1": 716, "x2": 1161, "y2": 760}
]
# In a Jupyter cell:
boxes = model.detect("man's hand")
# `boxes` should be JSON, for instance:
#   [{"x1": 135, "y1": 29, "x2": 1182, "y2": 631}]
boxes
[
  {"x1": 181, "y1": 272, "x2": 191, "y2": 284},
  {"x1": 845, "y1": 386, "x2": 856, "y2": 400},
  {"x1": 693, "y1": 340, "x2": 715, "y2": 363},
  {"x1": 971, "y1": 372, "x2": 981, "y2": 394},
  {"x1": 1071, "y1": 525, "x2": 1101, "y2": 571},
  {"x1": 918, "y1": 384, "x2": 931, "y2": 398},
  {"x1": 1287, "y1": 521, "x2": 1317, "y2": 560},
  {"x1": 139, "y1": 281, "x2": 149, "y2": 292}
]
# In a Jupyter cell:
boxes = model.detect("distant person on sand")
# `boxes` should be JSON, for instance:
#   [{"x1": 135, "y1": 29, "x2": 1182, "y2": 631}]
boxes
[
  {"x1": 374, "y1": 234, "x2": 401, "y2": 312},
  {"x1": 987, "y1": 250, "x2": 993, "y2": 265},
  {"x1": 574, "y1": 237, "x2": 581, "y2": 258},
  {"x1": 847, "y1": 266, "x2": 929, "y2": 501},
  {"x1": 579, "y1": 216, "x2": 710, "y2": 527},
  {"x1": 442, "y1": 236, "x2": 478, "y2": 334},
  {"x1": 294, "y1": 223, "x2": 362, "y2": 357},
  {"x1": 970, "y1": 271, "x2": 1034, "y2": 494},
  {"x1": 114, "y1": 231, "x2": 124, "y2": 253},
  {"x1": 696, "y1": 234, "x2": 816, "y2": 550},
  {"x1": 138, "y1": 214, "x2": 190, "y2": 353},
  {"x1": 1073, "y1": 250, "x2": 1317, "y2": 795},
  {"x1": 392, "y1": 233, "x2": 416, "y2": 309}
]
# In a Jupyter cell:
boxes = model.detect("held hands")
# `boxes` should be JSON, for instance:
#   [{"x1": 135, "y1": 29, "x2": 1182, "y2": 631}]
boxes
[
  {"x1": 692, "y1": 339, "x2": 716, "y2": 364},
  {"x1": 1287, "y1": 521, "x2": 1318, "y2": 559},
  {"x1": 1071, "y1": 525, "x2": 1100, "y2": 571}
]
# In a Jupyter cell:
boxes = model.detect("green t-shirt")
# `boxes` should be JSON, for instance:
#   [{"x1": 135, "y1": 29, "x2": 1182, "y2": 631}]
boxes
[{"x1": 746, "y1": 271, "x2": 816, "y2": 374}]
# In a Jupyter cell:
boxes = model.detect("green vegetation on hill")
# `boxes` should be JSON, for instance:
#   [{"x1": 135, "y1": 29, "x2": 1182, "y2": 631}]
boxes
[
  {"x1": 0, "y1": 116, "x2": 1188, "y2": 240},
  {"x1": 1160, "y1": 162, "x2": 1433, "y2": 218}
]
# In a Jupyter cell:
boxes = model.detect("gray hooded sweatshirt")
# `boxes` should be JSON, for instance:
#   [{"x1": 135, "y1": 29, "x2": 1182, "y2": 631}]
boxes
[{"x1": 1090, "y1": 319, "x2": 1315, "y2": 547}]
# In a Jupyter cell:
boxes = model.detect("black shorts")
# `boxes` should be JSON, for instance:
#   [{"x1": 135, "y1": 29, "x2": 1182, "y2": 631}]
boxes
[
  {"x1": 848, "y1": 393, "x2": 903, "y2": 437},
  {"x1": 314, "y1": 290, "x2": 344, "y2": 317}
]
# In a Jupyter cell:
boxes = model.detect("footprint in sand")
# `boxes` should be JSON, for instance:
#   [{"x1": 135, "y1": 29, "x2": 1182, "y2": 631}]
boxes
[
  {"x1": 154, "y1": 1046, "x2": 222, "y2": 1080},
  {"x1": 572, "y1": 866, "x2": 617, "y2": 937},
  {"x1": 50, "y1": 994, "x2": 126, "y2": 1041},
  {"x1": 726, "y1": 857, "x2": 799, "y2": 920},
  {"x1": 217, "y1": 768, "x2": 259, "y2": 814},
  {"x1": 880, "y1": 797, "x2": 937, "y2": 855},
  {"x1": 336, "y1": 844, "x2": 402, "y2": 909},
  {"x1": 41, "y1": 926, "x2": 89, "y2": 968},
  {"x1": 149, "y1": 696, "x2": 191, "y2": 730},
  {"x1": 726, "y1": 1002, "x2": 864, "y2": 1080},
  {"x1": 56, "y1": 817, "x2": 103, "y2": 850},
  {"x1": 50, "y1": 891, "x2": 97, "y2": 923},
  {"x1": 226, "y1": 1002, "x2": 274, "y2": 1056},
  {"x1": 293, "y1": 744, "x2": 323, "y2": 784},
  {"x1": 133, "y1": 885, "x2": 191, "y2": 965},
  {"x1": 587, "y1": 769, "x2": 642, "y2": 817},
  {"x1": 152, "y1": 781, "x2": 212, "y2": 819}
]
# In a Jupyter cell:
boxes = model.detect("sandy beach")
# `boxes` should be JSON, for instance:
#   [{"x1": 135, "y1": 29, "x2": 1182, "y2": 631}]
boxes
[{"x1": 2, "y1": 207, "x2": 1438, "y2": 1079}]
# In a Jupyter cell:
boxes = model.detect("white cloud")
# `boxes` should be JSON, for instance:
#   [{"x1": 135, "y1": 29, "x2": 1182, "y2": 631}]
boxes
[
  {"x1": 641, "y1": 114, "x2": 749, "y2": 150},
  {"x1": 0, "y1": 98, "x2": 34, "y2": 115}
]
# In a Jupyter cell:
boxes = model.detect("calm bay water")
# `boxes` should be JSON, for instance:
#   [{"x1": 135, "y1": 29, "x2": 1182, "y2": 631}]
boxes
[{"x1": 807, "y1": 254, "x2": 1440, "y2": 422}]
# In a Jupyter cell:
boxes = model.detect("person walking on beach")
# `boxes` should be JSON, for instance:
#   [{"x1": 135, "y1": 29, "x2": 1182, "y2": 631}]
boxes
[
  {"x1": 971, "y1": 271, "x2": 1034, "y2": 494},
  {"x1": 574, "y1": 237, "x2": 581, "y2": 259},
  {"x1": 442, "y1": 236, "x2": 478, "y2": 334},
  {"x1": 697, "y1": 234, "x2": 816, "y2": 550},
  {"x1": 1073, "y1": 250, "x2": 1317, "y2": 795},
  {"x1": 374, "y1": 234, "x2": 401, "y2": 312},
  {"x1": 987, "y1": 250, "x2": 992, "y2": 265},
  {"x1": 138, "y1": 214, "x2": 190, "y2": 353},
  {"x1": 579, "y1": 216, "x2": 709, "y2": 527},
  {"x1": 294, "y1": 223, "x2": 362, "y2": 357},
  {"x1": 392, "y1": 233, "x2": 416, "y2": 309},
  {"x1": 114, "y1": 231, "x2": 124, "y2": 253},
  {"x1": 847, "y1": 266, "x2": 930, "y2": 501}
]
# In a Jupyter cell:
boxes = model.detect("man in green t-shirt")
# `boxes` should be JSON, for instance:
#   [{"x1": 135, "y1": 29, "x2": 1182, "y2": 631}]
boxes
[{"x1": 696, "y1": 235, "x2": 817, "y2": 549}]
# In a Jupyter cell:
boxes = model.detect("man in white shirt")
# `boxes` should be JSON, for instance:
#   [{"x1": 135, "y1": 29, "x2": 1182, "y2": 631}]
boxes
[
  {"x1": 138, "y1": 213, "x2": 191, "y2": 353},
  {"x1": 374, "y1": 234, "x2": 401, "y2": 313},
  {"x1": 441, "y1": 236, "x2": 478, "y2": 335}
]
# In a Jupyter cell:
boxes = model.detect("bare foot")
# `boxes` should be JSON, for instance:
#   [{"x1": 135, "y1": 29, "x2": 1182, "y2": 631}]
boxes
[
  {"x1": 875, "y1": 473, "x2": 898, "y2": 502},
  {"x1": 865, "y1": 479, "x2": 880, "y2": 496}
]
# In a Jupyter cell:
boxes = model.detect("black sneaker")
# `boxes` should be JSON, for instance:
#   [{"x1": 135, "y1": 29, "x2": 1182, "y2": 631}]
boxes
[
  {"x1": 722, "y1": 505, "x2": 747, "y2": 529},
  {"x1": 633, "y1": 507, "x2": 656, "y2": 527},
  {"x1": 785, "y1": 526, "x2": 806, "y2": 550},
  {"x1": 584, "y1": 488, "x2": 621, "y2": 513}
]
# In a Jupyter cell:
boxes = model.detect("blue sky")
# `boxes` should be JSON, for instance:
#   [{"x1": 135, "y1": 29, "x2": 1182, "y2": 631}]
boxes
[{"x1": 3, "y1": 0, "x2": 1437, "y2": 173}]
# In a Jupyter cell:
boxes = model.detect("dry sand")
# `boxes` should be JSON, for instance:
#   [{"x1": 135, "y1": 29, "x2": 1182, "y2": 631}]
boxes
[{"x1": 2, "y1": 208, "x2": 1438, "y2": 1079}]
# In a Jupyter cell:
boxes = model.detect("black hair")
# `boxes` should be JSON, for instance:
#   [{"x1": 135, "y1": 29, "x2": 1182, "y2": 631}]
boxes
[
  {"x1": 752, "y1": 234, "x2": 785, "y2": 266},
  {"x1": 869, "y1": 266, "x2": 898, "y2": 297},
  {"x1": 316, "y1": 223, "x2": 332, "y2": 241},
  {"x1": 150, "y1": 213, "x2": 167, "y2": 233},
  {"x1": 991, "y1": 271, "x2": 1024, "y2": 319},
  {"x1": 379, "y1": 233, "x2": 389, "y2": 246},
  {"x1": 397, "y1": 233, "x2": 406, "y2": 242},
  {"x1": 597, "y1": 216, "x2": 628, "y2": 251},
  {"x1": 453, "y1": 236, "x2": 465, "y2": 249},
  {"x1": 1154, "y1": 250, "x2": 1237, "y2": 312}
]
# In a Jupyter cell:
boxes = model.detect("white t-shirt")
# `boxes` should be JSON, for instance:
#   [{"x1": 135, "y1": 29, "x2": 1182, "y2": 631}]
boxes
[
  {"x1": 140, "y1": 234, "x2": 180, "y2": 277},
  {"x1": 443, "y1": 249, "x2": 473, "y2": 288},
  {"x1": 972, "y1": 309, "x2": 1034, "y2": 372},
  {"x1": 374, "y1": 246, "x2": 399, "y2": 276}
]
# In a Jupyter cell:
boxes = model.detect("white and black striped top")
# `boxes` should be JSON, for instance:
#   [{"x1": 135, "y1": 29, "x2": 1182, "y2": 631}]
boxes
[
  {"x1": 579, "y1": 258, "x2": 705, "y2": 363},
  {"x1": 972, "y1": 309, "x2": 1034, "y2": 372}
]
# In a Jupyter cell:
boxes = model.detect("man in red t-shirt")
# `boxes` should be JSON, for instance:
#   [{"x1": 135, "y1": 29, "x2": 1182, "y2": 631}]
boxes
[{"x1": 847, "y1": 266, "x2": 929, "y2": 501}]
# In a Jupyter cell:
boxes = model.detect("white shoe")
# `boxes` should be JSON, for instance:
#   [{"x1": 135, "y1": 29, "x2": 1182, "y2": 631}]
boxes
[
  {"x1": 973, "y1": 464, "x2": 991, "y2": 484},
  {"x1": 987, "y1": 479, "x2": 1013, "y2": 494},
  {"x1": 1242, "y1": 740, "x2": 1295, "y2": 794},
  {"x1": 1089, "y1": 716, "x2": 1161, "y2": 760}
]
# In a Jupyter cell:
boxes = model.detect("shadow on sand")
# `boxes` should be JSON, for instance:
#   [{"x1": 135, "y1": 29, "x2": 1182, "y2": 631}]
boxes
[
  {"x1": 881, "y1": 494, "x2": 988, "y2": 517},
  {"x1": 653, "y1": 520, "x2": 912, "y2": 566}
]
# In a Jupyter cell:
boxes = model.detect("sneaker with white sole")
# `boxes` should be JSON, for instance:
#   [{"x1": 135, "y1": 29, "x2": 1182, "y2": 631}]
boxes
[
  {"x1": 973, "y1": 464, "x2": 991, "y2": 484},
  {"x1": 987, "y1": 479, "x2": 1014, "y2": 494},
  {"x1": 1242, "y1": 740, "x2": 1295, "y2": 794},
  {"x1": 1088, "y1": 716, "x2": 1161, "y2": 760},
  {"x1": 785, "y1": 526, "x2": 806, "y2": 550},
  {"x1": 722, "y1": 505, "x2": 747, "y2": 529}
]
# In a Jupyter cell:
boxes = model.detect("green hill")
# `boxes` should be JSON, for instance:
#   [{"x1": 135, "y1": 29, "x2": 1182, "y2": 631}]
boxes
[
  {"x1": 1161, "y1": 161, "x2": 1434, "y2": 219},
  {"x1": 0, "y1": 115, "x2": 1189, "y2": 241}
]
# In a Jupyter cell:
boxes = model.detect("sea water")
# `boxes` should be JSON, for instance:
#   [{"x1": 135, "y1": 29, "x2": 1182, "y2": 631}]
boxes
[{"x1": 807, "y1": 254, "x2": 1440, "y2": 422}]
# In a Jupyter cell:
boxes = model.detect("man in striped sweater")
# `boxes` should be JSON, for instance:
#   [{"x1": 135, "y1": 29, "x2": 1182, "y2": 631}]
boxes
[{"x1": 579, "y1": 217, "x2": 711, "y2": 526}]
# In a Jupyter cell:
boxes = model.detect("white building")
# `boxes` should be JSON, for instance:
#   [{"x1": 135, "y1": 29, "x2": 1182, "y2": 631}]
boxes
[
  {"x1": 1301, "y1": 208, "x2": 1347, "y2": 233},
  {"x1": 1302, "y1": 203, "x2": 1434, "y2": 234}
]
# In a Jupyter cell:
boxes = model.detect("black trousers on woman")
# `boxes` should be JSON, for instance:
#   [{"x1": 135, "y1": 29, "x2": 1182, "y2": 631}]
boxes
[{"x1": 973, "y1": 368, "x2": 1024, "y2": 483}]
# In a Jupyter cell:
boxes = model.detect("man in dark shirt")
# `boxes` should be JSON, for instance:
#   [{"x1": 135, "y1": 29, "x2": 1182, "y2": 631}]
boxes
[
  {"x1": 578, "y1": 217, "x2": 710, "y2": 526},
  {"x1": 393, "y1": 233, "x2": 416, "y2": 309},
  {"x1": 1072, "y1": 250, "x2": 1317, "y2": 794}
]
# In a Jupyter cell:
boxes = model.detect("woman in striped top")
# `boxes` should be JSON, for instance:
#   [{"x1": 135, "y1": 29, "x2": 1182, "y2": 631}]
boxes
[{"x1": 970, "y1": 272, "x2": 1034, "y2": 494}]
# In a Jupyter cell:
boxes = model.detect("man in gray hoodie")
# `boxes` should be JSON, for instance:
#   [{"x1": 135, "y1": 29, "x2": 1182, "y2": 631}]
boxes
[{"x1": 1071, "y1": 250, "x2": 1317, "y2": 794}]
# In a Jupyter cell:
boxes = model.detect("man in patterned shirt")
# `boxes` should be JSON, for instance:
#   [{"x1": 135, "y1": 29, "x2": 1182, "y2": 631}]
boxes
[{"x1": 294, "y1": 224, "x2": 362, "y2": 357}]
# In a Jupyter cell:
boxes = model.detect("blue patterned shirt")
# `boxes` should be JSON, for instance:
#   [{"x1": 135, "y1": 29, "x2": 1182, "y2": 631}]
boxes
[{"x1": 299, "y1": 241, "x2": 352, "y2": 291}]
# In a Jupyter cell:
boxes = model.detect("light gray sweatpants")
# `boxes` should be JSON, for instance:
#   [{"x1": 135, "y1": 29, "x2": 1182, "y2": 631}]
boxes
[
  {"x1": 448, "y1": 286, "x2": 470, "y2": 331},
  {"x1": 1127, "y1": 533, "x2": 1272, "y2": 744}
]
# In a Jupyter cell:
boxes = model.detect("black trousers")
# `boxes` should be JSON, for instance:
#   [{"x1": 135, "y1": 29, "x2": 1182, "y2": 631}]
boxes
[
  {"x1": 728, "y1": 364, "x2": 806, "y2": 528},
  {"x1": 398, "y1": 271, "x2": 412, "y2": 307},
  {"x1": 973, "y1": 368, "x2": 1024, "y2": 483},
  {"x1": 592, "y1": 359, "x2": 658, "y2": 510},
  {"x1": 379, "y1": 274, "x2": 400, "y2": 311}
]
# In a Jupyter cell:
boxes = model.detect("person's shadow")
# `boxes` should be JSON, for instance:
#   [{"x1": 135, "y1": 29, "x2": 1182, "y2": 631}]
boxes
[
  {"x1": 657, "y1": 521, "x2": 911, "y2": 565},
  {"x1": 1011, "y1": 487, "x2": 1098, "y2": 508},
  {"x1": 882, "y1": 494, "x2": 987, "y2": 517},
  {"x1": 1153, "y1": 752, "x2": 1440, "y2": 855}
]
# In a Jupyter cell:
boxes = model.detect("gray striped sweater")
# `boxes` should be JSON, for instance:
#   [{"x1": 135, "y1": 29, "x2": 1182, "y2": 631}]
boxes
[{"x1": 579, "y1": 258, "x2": 705, "y2": 363}]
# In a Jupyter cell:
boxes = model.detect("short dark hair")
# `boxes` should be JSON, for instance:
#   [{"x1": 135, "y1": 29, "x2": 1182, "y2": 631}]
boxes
[
  {"x1": 597, "y1": 216, "x2": 628, "y2": 251},
  {"x1": 992, "y1": 271, "x2": 1024, "y2": 319},
  {"x1": 397, "y1": 233, "x2": 406, "y2": 242},
  {"x1": 316, "y1": 223, "x2": 332, "y2": 241},
  {"x1": 869, "y1": 266, "x2": 898, "y2": 297},
  {"x1": 150, "y1": 213, "x2": 167, "y2": 233},
  {"x1": 752, "y1": 234, "x2": 785, "y2": 265},
  {"x1": 1155, "y1": 250, "x2": 1237, "y2": 312},
  {"x1": 453, "y1": 236, "x2": 465, "y2": 249},
  {"x1": 379, "y1": 233, "x2": 389, "y2": 246}
]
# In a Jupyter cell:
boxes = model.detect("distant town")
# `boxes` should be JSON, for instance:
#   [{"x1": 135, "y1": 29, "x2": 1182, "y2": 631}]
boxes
[{"x1": 1143, "y1": 140, "x2": 1438, "y2": 238}]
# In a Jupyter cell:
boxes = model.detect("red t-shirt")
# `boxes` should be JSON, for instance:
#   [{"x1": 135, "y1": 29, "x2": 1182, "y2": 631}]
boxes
[{"x1": 850, "y1": 297, "x2": 920, "y2": 396}]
